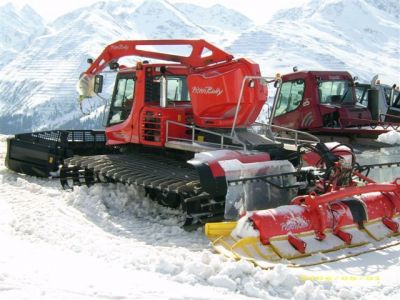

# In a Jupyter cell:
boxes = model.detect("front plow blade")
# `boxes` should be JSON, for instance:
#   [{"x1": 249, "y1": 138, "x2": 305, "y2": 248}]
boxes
[
  {"x1": 364, "y1": 215, "x2": 400, "y2": 240},
  {"x1": 206, "y1": 219, "x2": 400, "y2": 268},
  {"x1": 269, "y1": 226, "x2": 372, "y2": 260},
  {"x1": 206, "y1": 222, "x2": 280, "y2": 267}
]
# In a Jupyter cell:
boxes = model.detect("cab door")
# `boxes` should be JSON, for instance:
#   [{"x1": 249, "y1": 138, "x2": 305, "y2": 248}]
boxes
[
  {"x1": 105, "y1": 73, "x2": 136, "y2": 145},
  {"x1": 272, "y1": 79, "x2": 306, "y2": 129}
]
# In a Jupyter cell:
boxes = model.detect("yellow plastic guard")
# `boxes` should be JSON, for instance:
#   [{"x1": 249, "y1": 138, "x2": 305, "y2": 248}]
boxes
[
  {"x1": 205, "y1": 219, "x2": 400, "y2": 268},
  {"x1": 205, "y1": 222, "x2": 236, "y2": 238},
  {"x1": 364, "y1": 215, "x2": 400, "y2": 241},
  {"x1": 269, "y1": 226, "x2": 373, "y2": 260},
  {"x1": 231, "y1": 236, "x2": 281, "y2": 262}
]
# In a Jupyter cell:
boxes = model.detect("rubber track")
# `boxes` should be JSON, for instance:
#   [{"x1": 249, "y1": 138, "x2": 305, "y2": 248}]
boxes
[{"x1": 60, "y1": 153, "x2": 225, "y2": 226}]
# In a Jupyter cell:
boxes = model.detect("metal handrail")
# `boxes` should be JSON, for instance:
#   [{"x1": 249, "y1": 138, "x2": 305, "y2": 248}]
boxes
[
  {"x1": 254, "y1": 122, "x2": 320, "y2": 146},
  {"x1": 166, "y1": 74, "x2": 319, "y2": 150},
  {"x1": 230, "y1": 76, "x2": 276, "y2": 137},
  {"x1": 166, "y1": 120, "x2": 247, "y2": 151}
]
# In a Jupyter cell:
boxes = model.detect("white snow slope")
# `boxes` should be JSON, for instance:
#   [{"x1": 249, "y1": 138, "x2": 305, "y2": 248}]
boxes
[
  {"x1": 1, "y1": 136, "x2": 400, "y2": 299},
  {"x1": 0, "y1": 0, "x2": 399, "y2": 134}
]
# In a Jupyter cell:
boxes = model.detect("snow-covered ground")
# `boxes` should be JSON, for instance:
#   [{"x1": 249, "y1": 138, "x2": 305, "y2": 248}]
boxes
[
  {"x1": 1, "y1": 135, "x2": 400, "y2": 300},
  {"x1": 378, "y1": 130, "x2": 400, "y2": 146}
]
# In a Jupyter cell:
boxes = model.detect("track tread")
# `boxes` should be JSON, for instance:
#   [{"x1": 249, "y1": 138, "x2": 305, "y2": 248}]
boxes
[{"x1": 60, "y1": 153, "x2": 223, "y2": 225}]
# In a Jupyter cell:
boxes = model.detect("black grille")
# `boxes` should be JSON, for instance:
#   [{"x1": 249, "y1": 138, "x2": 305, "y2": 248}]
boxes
[{"x1": 14, "y1": 130, "x2": 106, "y2": 147}]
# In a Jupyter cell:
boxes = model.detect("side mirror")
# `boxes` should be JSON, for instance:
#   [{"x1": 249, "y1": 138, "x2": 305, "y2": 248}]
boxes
[
  {"x1": 316, "y1": 76, "x2": 322, "y2": 86},
  {"x1": 94, "y1": 75, "x2": 103, "y2": 93},
  {"x1": 109, "y1": 62, "x2": 119, "y2": 70}
]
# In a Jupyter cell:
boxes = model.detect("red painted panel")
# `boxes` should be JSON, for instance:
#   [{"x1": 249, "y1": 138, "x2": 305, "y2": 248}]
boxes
[{"x1": 188, "y1": 59, "x2": 267, "y2": 128}]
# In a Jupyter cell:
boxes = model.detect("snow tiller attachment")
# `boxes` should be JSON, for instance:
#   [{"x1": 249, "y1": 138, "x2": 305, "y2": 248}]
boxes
[{"x1": 205, "y1": 142, "x2": 400, "y2": 268}]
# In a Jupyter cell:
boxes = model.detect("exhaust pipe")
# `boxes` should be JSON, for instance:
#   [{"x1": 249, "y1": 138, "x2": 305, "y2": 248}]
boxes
[
  {"x1": 367, "y1": 88, "x2": 379, "y2": 121},
  {"x1": 160, "y1": 75, "x2": 168, "y2": 108}
]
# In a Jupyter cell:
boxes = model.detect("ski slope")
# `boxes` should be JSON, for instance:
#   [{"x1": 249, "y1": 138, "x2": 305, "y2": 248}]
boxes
[{"x1": 1, "y1": 135, "x2": 400, "y2": 300}]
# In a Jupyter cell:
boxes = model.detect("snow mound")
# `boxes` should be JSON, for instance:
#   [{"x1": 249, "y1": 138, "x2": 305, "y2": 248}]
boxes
[
  {"x1": 2, "y1": 136, "x2": 400, "y2": 296},
  {"x1": 377, "y1": 130, "x2": 400, "y2": 145}
]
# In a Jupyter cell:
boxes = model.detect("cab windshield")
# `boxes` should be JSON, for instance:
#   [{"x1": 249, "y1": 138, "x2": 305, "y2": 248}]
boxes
[
  {"x1": 319, "y1": 80, "x2": 354, "y2": 104},
  {"x1": 274, "y1": 80, "x2": 305, "y2": 117},
  {"x1": 384, "y1": 86, "x2": 400, "y2": 106}
]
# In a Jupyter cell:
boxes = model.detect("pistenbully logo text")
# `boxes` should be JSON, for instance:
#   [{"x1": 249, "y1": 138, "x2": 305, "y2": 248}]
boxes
[
  {"x1": 192, "y1": 86, "x2": 223, "y2": 96},
  {"x1": 110, "y1": 44, "x2": 129, "y2": 50}
]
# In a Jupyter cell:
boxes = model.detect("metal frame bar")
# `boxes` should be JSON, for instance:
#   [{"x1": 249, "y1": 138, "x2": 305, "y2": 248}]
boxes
[
  {"x1": 166, "y1": 120, "x2": 247, "y2": 151},
  {"x1": 253, "y1": 122, "x2": 320, "y2": 146},
  {"x1": 230, "y1": 76, "x2": 275, "y2": 137},
  {"x1": 166, "y1": 75, "x2": 319, "y2": 150}
]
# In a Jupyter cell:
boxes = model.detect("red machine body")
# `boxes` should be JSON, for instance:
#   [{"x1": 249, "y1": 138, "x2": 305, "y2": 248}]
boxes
[
  {"x1": 188, "y1": 58, "x2": 265, "y2": 128},
  {"x1": 188, "y1": 149, "x2": 272, "y2": 197},
  {"x1": 271, "y1": 70, "x2": 397, "y2": 136},
  {"x1": 251, "y1": 182, "x2": 400, "y2": 248},
  {"x1": 79, "y1": 40, "x2": 267, "y2": 147},
  {"x1": 205, "y1": 139, "x2": 400, "y2": 265},
  {"x1": 244, "y1": 142, "x2": 400, "y2": 254}
]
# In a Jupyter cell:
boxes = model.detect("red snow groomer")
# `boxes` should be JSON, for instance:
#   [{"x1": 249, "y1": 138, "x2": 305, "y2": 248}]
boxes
[
  {"x1": 5, "y1": 39, "x2": 400, "y2": 237},
  {"x1": 6, "y1": 39, "x2": 301, "y2": 227},
  {"x1": 271, "y1": 70, "x2": 400, "y2": 148},
  {"x1": 204, "y1": 142, "x2": 400, "y2": 267}
]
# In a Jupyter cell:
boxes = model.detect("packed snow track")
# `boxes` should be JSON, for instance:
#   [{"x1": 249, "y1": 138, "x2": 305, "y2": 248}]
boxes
[{"x1": 1, "y1": 135, "x2": 400, "y2": 299}]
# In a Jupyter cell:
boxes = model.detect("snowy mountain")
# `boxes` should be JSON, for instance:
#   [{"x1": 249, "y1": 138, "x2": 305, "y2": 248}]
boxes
[
  {"x1": 364, "y1": 0, "x2": 400, "y2": 21},
  {"x1": 175, "y1": 2, "x2": 253, "y2": 33},
  {"x1": 0, "y1": 0, "x2": 399, "y2": 134},
  {"x1": 229, "y1": 0, "x2": 400, "y2": 82},
  {"x1": 0, "y1": 0, "x2": 245, "y2": 134},
  {"x1": 0, "y1": 3, "x2": 46, "y2": 70}
]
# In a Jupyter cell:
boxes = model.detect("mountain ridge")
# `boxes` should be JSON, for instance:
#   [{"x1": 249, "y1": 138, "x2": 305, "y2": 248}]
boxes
[{"x1": 0, "y1": 0, "x2": 398, "y2": 134}]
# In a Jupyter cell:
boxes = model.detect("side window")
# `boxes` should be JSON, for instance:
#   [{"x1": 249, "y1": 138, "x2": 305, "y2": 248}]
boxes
[
  {"x1": 319, "y1": 80, "x2": 353, "y2": 104},
  {"x1": 108, "y1": 75, "x2": 135, "y2": 125},
  {"x1": 383, "y1": 87, "x2": 392, "y2": 105},
  {"x1": 145, "y1": 76, "x2": 190, "y2": 103},
  {"x1": 274, "y1": 80, "x2": 305, "y2": 117},
  {"x1": 355, "y1": 86, "x2": 368, "y2": 106},
  {"x1": 167, "y1": 76, "x2": 190, "y2": 101}
]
